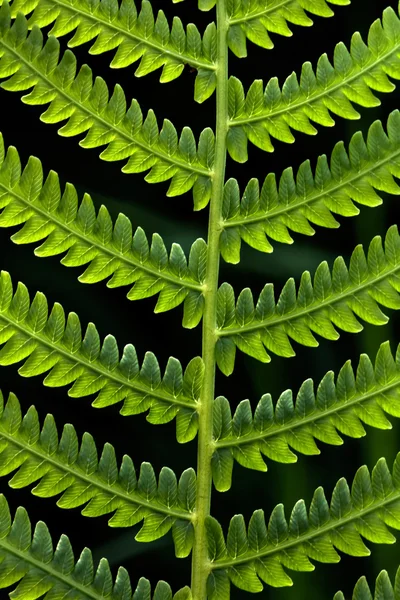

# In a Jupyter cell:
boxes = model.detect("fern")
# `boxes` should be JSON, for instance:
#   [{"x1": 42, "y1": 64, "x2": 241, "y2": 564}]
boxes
[
  {"x1": 0, "y1": 135, "x2": 207, "y2": 325},
  {"x1": 207, "y1": 453, "x2": 400, "y2": 595},
  {"x1": 0, "y1": 0, "x2": 398, "y2": 598},
  {"x1": 212, "y1": 340, "x2": 400, "y2": 490},
  {"x1": 0, "y1": 491, "x2": 192, "y2": 599},
  {"x1": 7, "y1": 0, "x2": 218, "y2": 101},
  {"x1": 0, "y1": 389, "x2": 196, "y2": 553},
  {"x1": 334, "y1": 565, "x2": 400, "y2": 599},
  {"x1": 0, "y1": 269, "x2": 203, "y2": 439}
]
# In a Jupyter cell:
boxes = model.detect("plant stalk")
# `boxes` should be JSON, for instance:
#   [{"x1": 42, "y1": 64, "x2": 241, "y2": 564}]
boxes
[{"x1": 191, "y1": 1, "x2": 229, "y2": 599}]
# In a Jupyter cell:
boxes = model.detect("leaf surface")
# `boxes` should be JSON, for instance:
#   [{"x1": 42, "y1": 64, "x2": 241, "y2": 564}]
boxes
[
  {"x1": 208, "y1": 454, "x2": 400, "y2": 597},
  {"x1": 222, "y1": 111, "x2": 400, "y2": 260},
  {"x1": 0, "y1": 6, "x2": 214, "y2": 206},
  {"x1": 227, "y1": 5, "x2": 400, "y2": 159},
  {"x1": 216, "y1": 226, "x2": 400, "y2": 374},
  {"x1": 0, "y1": 390, "x2": 196, "y2": 553},
  {"x1": 0, "y1": 270, "x2": 204, "y2": 441},
  {"x1": 212, "y1": 341, "x2": 400, "y2": 489}
]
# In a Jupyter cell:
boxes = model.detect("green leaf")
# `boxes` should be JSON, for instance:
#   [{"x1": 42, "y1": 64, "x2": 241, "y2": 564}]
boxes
[
  {"x1": 0, "y1": 270, "x2": 202, "y2": 440},
  {"x1": 218, "y1": 226, "x2": 400, "y2": 370},
  {"x1": 209, "y1": 453, "x2": 400, "y2": 594},
  {"x1": 334, "y1": 566, "x2": 400, "y2": 599},
  {"x1": 0, "y1": 389, "x2": 194, "y2": 552},
  {"x1": 0, "y1": 8, "x2": 213, "y2": 206},
  {"x1": 226, "y1": 0, "x2": 349, "y2": 54},
  {"x1": 0, "y1": 492, "x2": 183, "y2": 599},
  {"x1": 223, "y1": 110, "x2": 400, "y2": 258},
  {"x1": 228, "y1": 4, "x2": 400, "y2": 158},
  {"x1": 6, "y1": 0, "x2": 216, "y2": 93}
]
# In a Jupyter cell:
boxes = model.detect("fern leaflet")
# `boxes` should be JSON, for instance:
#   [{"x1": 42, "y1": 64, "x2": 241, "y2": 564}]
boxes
[
  {"x1": 227, "y1": 4, "x2": 400, "y2": 161},
  {"x1": 6, "y1": 0, "x2": 218, "y2": 103},
  {"x1": 212, "y1": 341, "x2": 400, "y2": 490},
  {"x1": 221, "y1": 110, "x2": 400, "y2": 261},
  {"x1": 334, "y1": 565, "x2": 400, "y2": 599},
  {"x1": 0, "y1": 270, "x2": 204, "y2": 441},
  {"x1": 225, "y1": 0, "x2": 350, "y2": 57},
  {"x1": 216, "y1": 225, "x2": 400, "y2": 374},
  {"x1": 0, "y1": 134, "x2": 207, "y2": 325},
  {"x1": 0, "y1": 6, "x2": 215, "y2": 208},
  {"x1": 0, "y1": 389, "x2": 196, "y2": 554},
  {"x1": 207, "y1": 454, "x2": 400, "y2": 597},
  {"x1": 0, "y1": 491, "x2": 192, "y2": 599}
]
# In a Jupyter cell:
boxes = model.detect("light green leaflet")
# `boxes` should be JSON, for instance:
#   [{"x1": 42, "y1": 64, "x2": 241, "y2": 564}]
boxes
[
  {"x1": 221, "y1": 110, "x2": 400, "y2": 261},
  {"x1": 334, "y1": 565, "x2": 400, "y2": 599},
  {"x1": 0, "y1": 133, "x2": 207, "y2": 327},
  {"x1": 215, "y1": 225, "x2": 400, "y2": 375},
  {"x1": 207, "y1": 454, "x2": 400, "y2": 597},
  {"x1": 227, "y1": 4, "x2": 400, "y2": 161},
  {"x1": 212, "y1": 341, "x2": 400, "y2": 491},
  {"x1": 0, "y1": 270, "x2": 205, "y2": 442},
  {"x1": 6, "y1": 0, "x2": 218, "y2": 103},
  {"x1": 0, "y1": 491, "x2": 192, "y2": 599},
  {"x1": 0, "y1": 389, "x2": 196, "y2": 555},
  {"x1": 0, "y1": 5, "x2": 215, "y2": 208}
]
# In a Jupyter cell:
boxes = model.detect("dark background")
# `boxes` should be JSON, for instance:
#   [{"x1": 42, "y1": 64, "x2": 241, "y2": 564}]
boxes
[{"x1": 0, "y1": 0, "x2": 400, "y2": 598}]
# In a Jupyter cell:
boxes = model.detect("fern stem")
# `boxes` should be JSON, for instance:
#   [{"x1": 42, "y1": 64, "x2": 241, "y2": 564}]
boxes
[{"x1": 191, "y1": 2, "x2": 229, "y2": 598}]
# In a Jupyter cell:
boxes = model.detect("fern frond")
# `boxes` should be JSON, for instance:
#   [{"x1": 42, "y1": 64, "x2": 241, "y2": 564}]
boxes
[
  {"x1": 192, "y1": 0, "x2": 349, "y2": 26},
  {"x1": 5, "y1": 0, "x2": 218, "y2": 103},
  {"x1": 0, "y1": 134, "x2": 207, "y2": 326},
  {"x1": 227, "y1": 4, "x2": 400, "y2": 161},
  {"x1": 221, "y1": 110, "x2": 400, "y2": 262},
  {"x1": 0, "y1": 8, "x2": 215, "y2": 208},
  {"x1": 334, "y1": 566, "x2": 400, "y2": 600},
  {"x1": 211, "y1": 341, "x2": 400, "y2": 491},
  {"x1": 0, "y1": 270, "x2": 204, "y2": 442},
  {"x1": 216, "y1": 225, "x2": 400, "y2": 375},
  {"x1": 0, "y1": 492, "x2": 190, "y2": 599},
  {"x1": 225, "y1": 0, "x2": 350, "y2": 58},
  {"x1": 0, "y1": 389, "x2": 196, "y2": 554},
  {"x1": 207, "y1": 453, "x2": 400, "y2": 597}
]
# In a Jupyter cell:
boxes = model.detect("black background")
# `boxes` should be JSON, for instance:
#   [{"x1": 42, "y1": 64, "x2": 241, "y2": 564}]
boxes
[{"x1": 1, "y1": 0, "x2": 400, "y2": 598}]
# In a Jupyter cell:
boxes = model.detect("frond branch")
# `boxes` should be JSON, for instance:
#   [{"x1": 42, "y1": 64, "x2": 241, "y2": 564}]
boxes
[
  {"x1": 0, "y1": 7, "x2": 215, "y2": 206},
  {"x1": 215, "y1": 225, "x2": 400, "y2": 374},
  {"x1": 0, "y1": 135, "x2": 208, "y2": 325},
  {"x1": 210, "y1": 341, "x2": 400, "y2": 489},
  {"x1": 220, "y1": 110, "x2": 400, "y2": 261},
  {"x1": 0, "y1": 270, "x2": 205, "y2": 442},
  {"x1": 226, "y1": 4, "x2": 400, "y2": 160},
  {"x1": 0, "y1": 492, "x2": 190, "y2": 599},
  {"x1": 206, "y1": 454, "x2": 400, "y2": 595},
  {"x1": 0, "y1": 390, "x2": 196, "y2": 554},
  {"x1": 7, "y1": 0, "x2": 216, "y2": 86}
]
